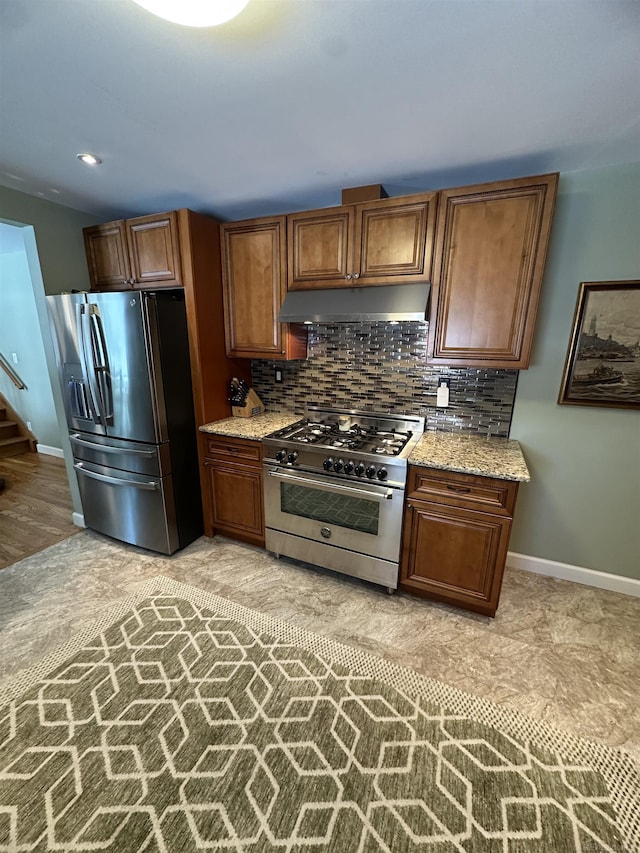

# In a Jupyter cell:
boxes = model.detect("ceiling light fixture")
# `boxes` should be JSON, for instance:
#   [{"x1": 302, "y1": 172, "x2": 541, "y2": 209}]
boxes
[
  {"x1": 131, "y1": 0, "x2": 250, "y2": 27},
  {"x1": 77, "y1": 153, "x2": 102, "y2": 166}
]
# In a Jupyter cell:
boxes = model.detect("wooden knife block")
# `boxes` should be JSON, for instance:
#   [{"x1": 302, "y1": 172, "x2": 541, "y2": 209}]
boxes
[{"x1": 232, "y1": 388, "x2": 265, "y2": 418}]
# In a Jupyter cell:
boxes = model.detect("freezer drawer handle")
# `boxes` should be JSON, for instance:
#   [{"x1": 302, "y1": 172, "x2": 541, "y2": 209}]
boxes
[
  {"x1": 74, "y1": 462, "x2": 159, "y2": 490},
  {"x1": 70, "y1": 434, "x2": 156, "y2": 456}
]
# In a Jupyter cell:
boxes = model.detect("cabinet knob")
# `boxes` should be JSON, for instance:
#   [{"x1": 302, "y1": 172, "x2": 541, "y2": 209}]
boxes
[
  {"x1": 353, "y1": 273, "x2": 360, "y2": 280},
  {"x1": 345, "y1": 273, "x2": 352, "y2": 280}
]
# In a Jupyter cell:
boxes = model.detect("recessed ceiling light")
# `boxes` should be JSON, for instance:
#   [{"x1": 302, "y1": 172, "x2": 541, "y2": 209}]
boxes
[
  {"x1": 131, "y1": 0, "x2": 250, "y2": 27},
  {"x1": 77, "y1": 153, "x2": 102, "y2": 166}
]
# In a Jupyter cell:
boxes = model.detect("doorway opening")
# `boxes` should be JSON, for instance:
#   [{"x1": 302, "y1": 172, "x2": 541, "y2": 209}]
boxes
[{"x1": 0, "y1": 220, "x2": 84, "y2": 568}]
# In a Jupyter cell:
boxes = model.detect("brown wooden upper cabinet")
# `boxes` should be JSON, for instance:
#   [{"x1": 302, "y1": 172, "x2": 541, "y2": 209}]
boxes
[
  {"x1": 83, "y1": 211, "x2": 182, "y2": 290},
  {"x1": 220, "y1": 217, "x2": 307, "y2": 360},
  {"x1": 428, "y1": 173, "x2": 558, "y2": 369},
  {"x1": 287, "y1": 192, "x2": 438, "y2": 290}
]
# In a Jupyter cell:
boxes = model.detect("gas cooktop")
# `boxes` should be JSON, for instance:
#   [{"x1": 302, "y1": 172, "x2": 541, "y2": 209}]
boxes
[
  {"x1": 275, "y1": 419, "x2": 413, "y2": 456},
  {"x1": 263, "y1": 407, "x2": 425, "y2": 486}
]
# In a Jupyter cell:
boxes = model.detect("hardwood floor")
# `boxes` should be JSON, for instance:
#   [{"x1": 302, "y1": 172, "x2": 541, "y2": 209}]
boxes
[{"x1": 0, "y1": 453, "x2": 78, "y2": 570}]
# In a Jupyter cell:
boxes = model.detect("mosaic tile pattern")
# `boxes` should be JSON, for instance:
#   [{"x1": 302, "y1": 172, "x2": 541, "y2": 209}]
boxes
[{"x1": 251, "y1": 323, "x2": 519, "y2": 437}]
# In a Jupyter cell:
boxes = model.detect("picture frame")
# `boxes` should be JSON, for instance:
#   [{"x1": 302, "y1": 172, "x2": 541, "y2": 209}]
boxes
[{"x1": 558, "y1": 280, "x2": 640, "y2": 410}]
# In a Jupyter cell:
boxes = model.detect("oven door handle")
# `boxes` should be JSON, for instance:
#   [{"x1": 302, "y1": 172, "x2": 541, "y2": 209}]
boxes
[{"x1": 268, "y1": 469, "x2": 394, "y2": 501}]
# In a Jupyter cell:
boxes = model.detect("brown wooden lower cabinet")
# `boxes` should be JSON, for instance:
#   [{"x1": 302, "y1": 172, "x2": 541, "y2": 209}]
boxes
[
  {"x1": 203, "y1": 436, "x2": 264, "y2": 547},
  {"x1": 400, "y1": 466, "x2": 519, "y2": 617}
]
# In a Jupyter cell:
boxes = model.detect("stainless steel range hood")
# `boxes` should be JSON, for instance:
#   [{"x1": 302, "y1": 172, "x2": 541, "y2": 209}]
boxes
[{"x1": 278, "y1": 283, "x2": 431, "y2": 324}]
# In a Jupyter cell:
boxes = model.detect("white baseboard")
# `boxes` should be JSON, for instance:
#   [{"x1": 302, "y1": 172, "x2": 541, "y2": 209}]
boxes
[
  {"x1": 72, "y1": 512, "x2": 86, "y2": 528},
  {"x1": 37, "y1": 445, "x2": 64, "y2": 458},
  {"x1": 507, "y1": 551, "x2": 640, "y2": 598}
]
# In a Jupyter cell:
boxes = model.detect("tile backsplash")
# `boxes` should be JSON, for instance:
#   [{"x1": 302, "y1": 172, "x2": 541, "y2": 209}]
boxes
[{"x1": 251, "y1": 322, "x2": 518, "y2": 437}]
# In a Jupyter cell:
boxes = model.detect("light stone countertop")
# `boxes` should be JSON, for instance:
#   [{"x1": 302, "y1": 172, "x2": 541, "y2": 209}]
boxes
[
  {"x1": 408, "y1": 432, "x2": 531, "y2": 482},
  {"x1": 199, "y1": 411, "x2": 300, "y2": 441},
  {"x1": 200, "y1": 414, "x2": 530, "y2": 480}
]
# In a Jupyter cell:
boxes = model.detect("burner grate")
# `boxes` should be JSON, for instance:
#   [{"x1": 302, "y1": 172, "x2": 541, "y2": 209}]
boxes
[{"x1": 269, "y1": 410, "x2": 423, "y2": 462}]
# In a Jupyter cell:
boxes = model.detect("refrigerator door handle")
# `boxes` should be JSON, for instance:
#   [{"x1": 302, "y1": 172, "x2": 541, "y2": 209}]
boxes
[
  {"x1": 68, "y1": 380, "x2": 90, "y2": 420},
  {"x1": 74, "y1": 462, "x2": 159, "y2": 490},
  {"x1": 141, "y1": 293, "x2": 169, "y2": 443},
  {"x1": 89, "y1": 308, "x2": 113, "y2": 420},
  {"x1": 78, "y1": 304, "x2": 103, "y2": 425},
  {"x1": 69, "y1": 434, "x2": 156, "y2": 456}
]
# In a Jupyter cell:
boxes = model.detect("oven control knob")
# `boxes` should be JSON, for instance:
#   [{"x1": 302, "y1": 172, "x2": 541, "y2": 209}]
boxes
[
  {"x1": 354, "y1": 462, "x2": 365, "y2": 477},
  {"x1": 344, "y1": 460, "x2": 355, "y2": 474},
  {"x1": 275, "y1": 449, "x2": 287, "y2": 462},
  {"x1": 323, "y1": 457, "x2": 334, "y2": 471},
  {"x1": 287, "y1": 451, "x2": 298, "y2": 464},
  {"x1": 333, "y1": 459, "x2": 344, "y2": 472},
  {"x1": 365, "y1": 465, "x2": 376, "y2": 479},
  {"x1": 376, "y1": 467, "x2": 388, "y2": 481}
]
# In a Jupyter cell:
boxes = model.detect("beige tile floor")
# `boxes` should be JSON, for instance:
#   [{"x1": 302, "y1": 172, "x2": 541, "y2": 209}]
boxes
[{"x1": 1, "y1": 530, "x2": 638, "y2": 765}]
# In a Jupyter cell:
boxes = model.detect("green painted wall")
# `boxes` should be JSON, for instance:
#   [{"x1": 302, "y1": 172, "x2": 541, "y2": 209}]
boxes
[
  {"x1": 0, "y1": 186, "x2": 95, "y2": 294},
  {"x1": 510, "y1": 162, "x2": 640, "y2": 580}
]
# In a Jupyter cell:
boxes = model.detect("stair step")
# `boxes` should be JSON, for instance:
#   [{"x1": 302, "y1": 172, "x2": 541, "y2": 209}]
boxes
[
  {"x1": 0, "y1": 436, "x2": 32, "y2": 458},
  {"x1": 0, "y1": 420, "x2": 19, "y2": 438}
]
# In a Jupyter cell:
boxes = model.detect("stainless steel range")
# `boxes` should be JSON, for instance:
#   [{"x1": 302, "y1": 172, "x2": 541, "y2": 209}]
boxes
[{"x1": 263, "y1": 407, "x2": 425, "y2": 592}]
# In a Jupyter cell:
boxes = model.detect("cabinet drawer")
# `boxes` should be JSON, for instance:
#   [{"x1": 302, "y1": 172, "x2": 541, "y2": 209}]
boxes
[
  {"x1": 205, "y1": 436, "x2": 263, "y2": 466},
  {"x1": 408, "y1": 466, "x2": 517, "y2": 515}
]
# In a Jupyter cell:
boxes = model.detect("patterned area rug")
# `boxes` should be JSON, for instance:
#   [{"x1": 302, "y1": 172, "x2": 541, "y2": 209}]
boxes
[{"x1": 1, "y1": 576, "x2": 638, "y2": 852}]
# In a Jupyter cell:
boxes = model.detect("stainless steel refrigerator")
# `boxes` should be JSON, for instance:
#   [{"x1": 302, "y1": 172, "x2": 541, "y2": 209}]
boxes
[{"x1": 46, "y1": 289, "x2": 202, "y2": 554}]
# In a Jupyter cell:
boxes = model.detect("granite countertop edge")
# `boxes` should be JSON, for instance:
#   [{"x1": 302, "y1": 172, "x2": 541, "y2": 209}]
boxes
[{"x1": 408, "y1": 433, "x2": 531, "y2": 482}]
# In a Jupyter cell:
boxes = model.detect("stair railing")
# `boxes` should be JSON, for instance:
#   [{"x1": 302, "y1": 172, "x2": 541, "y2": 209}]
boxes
[{"x1": 0, "y1": 352, "x2": 27, "y2": 390}]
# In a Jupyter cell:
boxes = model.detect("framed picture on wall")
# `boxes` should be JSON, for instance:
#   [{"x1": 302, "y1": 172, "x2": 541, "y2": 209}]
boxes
[{"x1": 558, "y1": 280, "x2": 640, "y2": 410}]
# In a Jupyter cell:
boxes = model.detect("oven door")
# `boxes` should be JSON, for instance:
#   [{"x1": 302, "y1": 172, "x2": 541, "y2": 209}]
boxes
[{"x1": 264, "y1": 466, "x2": 403, "y2": 563}]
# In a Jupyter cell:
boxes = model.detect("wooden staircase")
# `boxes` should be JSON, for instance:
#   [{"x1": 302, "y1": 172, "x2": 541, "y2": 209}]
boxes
[{"x1": 0, "y1": 395, "x2": 37, "y2": 458}]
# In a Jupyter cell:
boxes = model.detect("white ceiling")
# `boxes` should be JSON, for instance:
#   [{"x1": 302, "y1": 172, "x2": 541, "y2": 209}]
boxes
[{"x1": 1, "y1": 0, "x2": 638, "y2": 223}]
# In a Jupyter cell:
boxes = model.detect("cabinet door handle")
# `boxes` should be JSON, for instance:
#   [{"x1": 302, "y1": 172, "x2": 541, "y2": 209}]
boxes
[
  {"x1": 345, "y1": 273, "x2": 352, "y2": 280},
  {"x1": 446, "y1": 485, "x2": 471, "y2": 493},
  {"x1": 353, "y1": 272, "x2": 360, "y2": 280}
]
